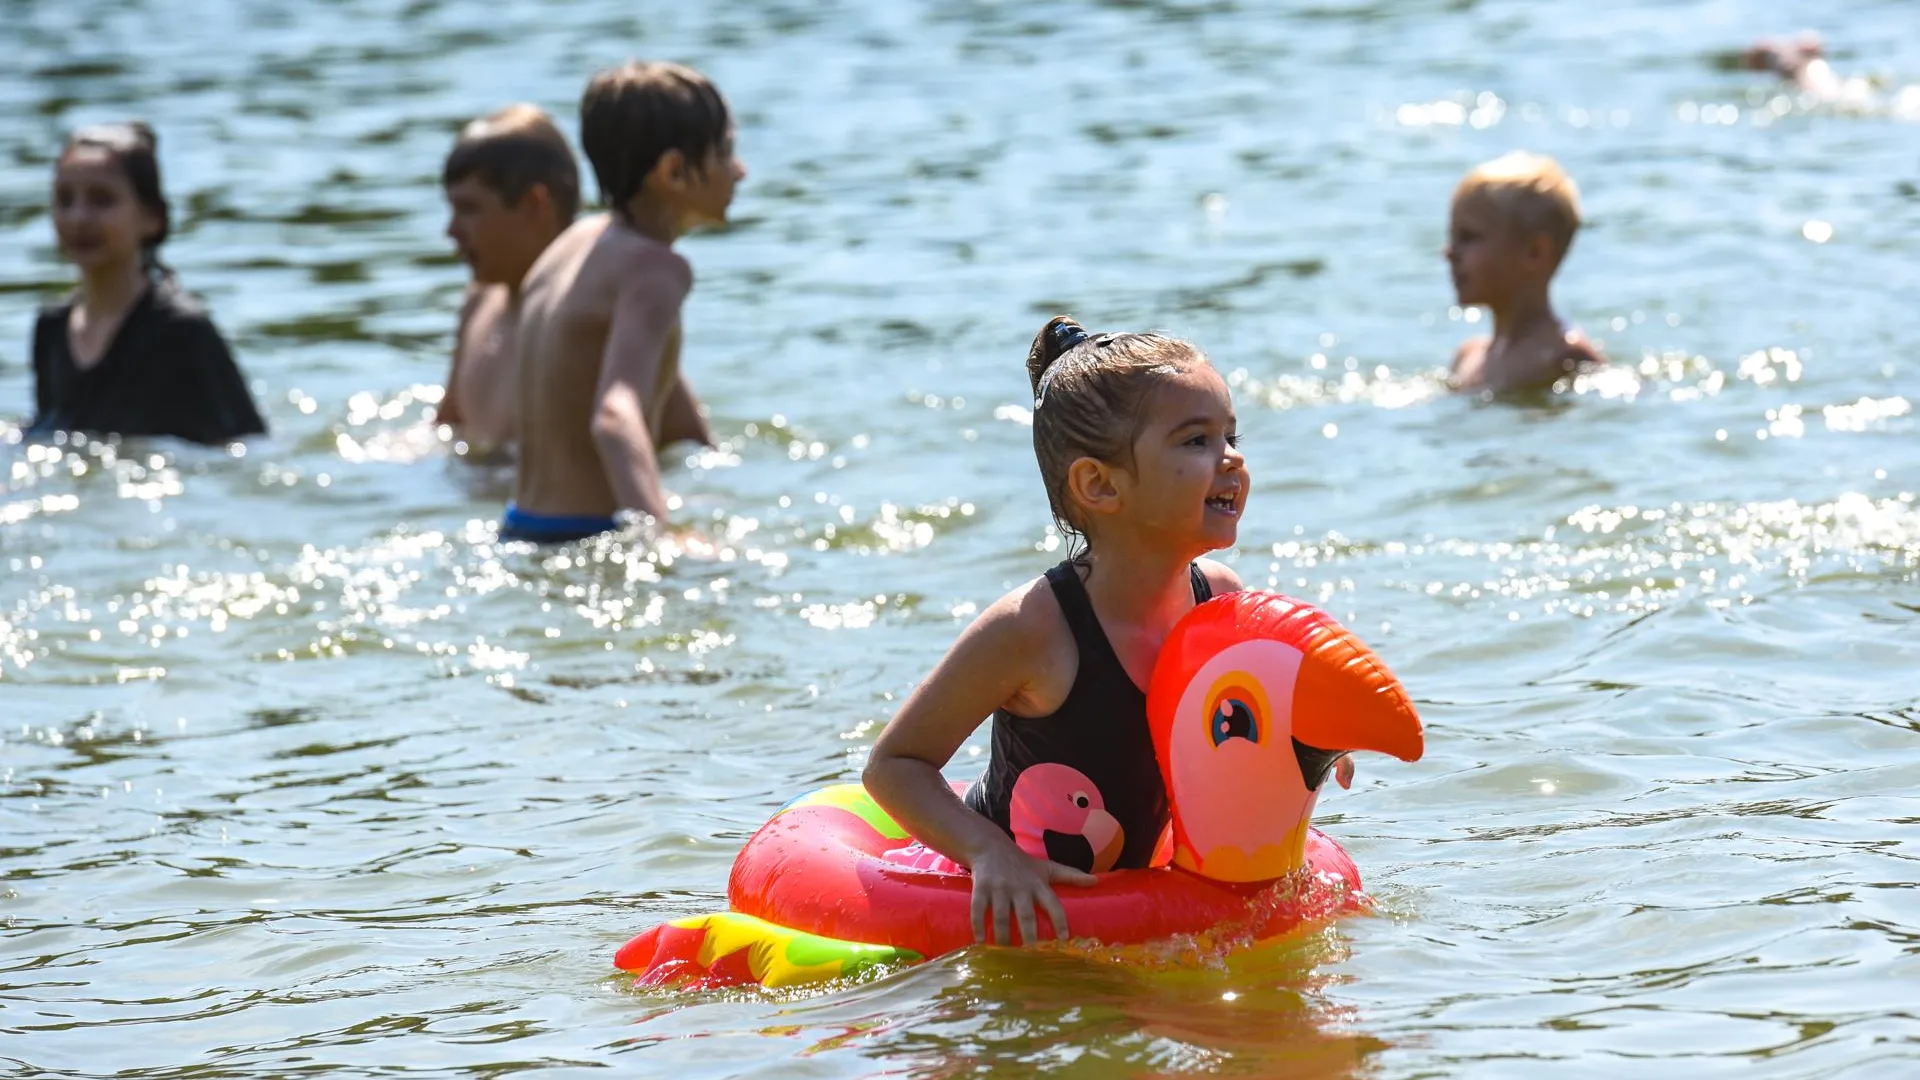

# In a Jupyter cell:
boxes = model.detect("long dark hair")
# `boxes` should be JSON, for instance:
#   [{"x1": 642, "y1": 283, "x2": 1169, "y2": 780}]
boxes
[{"x1": 62, "y1": 122, "x2": 174, "y2": 280}]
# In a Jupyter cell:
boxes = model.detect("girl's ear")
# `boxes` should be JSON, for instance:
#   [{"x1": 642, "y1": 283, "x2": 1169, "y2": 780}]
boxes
[{"x1": 1065, "y1": 456, "x2": 1123, "y2": 521}]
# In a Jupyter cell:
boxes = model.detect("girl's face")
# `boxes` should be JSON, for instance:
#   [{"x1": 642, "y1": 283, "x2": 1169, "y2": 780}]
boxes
[
  {"x1": 1116, "y1": 365, "x2": 1249, "y2": 554},
  {"x1": 52, "y1": 146, "x2": 159, "y2": 274}
]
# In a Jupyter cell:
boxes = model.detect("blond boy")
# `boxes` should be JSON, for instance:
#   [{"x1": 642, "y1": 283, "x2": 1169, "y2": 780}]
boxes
[
  {"x1": 1444, "y1": 152, "x2": 1606, "y2": 395},
  {"x1": 437, "y1": 104, "x2": 712, "y2": 460},
  {"x1": 504, "y1": 62, "x2": 744, "y2": 543}
]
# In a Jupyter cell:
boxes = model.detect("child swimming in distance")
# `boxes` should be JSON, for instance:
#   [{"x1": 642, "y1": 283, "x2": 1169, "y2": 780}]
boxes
[
  {"x1": 864, "y1": 316, "x2": 1353, "y2": 947},
  {"x1": 436, "y1": 104, "x2": 712, "y2": 460},
  {"x1": 1740, "y1": 32, "x2": 1916, "y2": 117},
  {"x1": 505, "y1": 62, "x2": 743, "y2": 544},
  {"x1": 29, "y1": 123, "x2": 265, "y2": 445},
  {"x1": 1444, "y1": 152, "x2": 1607, "y2": 397},
  {"x1": 1741, "y1": 32, "x2": 1852, "y2": 101}
]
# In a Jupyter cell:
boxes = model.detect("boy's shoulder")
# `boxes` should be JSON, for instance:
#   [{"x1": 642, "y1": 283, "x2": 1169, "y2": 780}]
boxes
[
  {"x1": 456, "y1": 280, "x2": 505, "y2": 322},
  {"x1": 576, "y1": 215, "x2": 694, "y2": 286},
  {"x1": 1452, "y1": 324, "x2": 1606, "y2": 395},
  {"x1": 1449, "y1": 334, "x2": 1492, "y2": 388}
]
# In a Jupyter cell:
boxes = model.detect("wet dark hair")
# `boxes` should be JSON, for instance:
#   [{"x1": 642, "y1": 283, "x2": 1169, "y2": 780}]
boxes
[
  {"x1": 1026, "y1": 315, "x2": 1206, "y2": 559},
  {"x1": 442, "y1": 104, "x2": 581, "y2": 222},
  {"x1": 579, "y1": 61, "x2": 731, "y2": 216},
  {"x1": 61, "y1": 122, "x2": 171, "y2": 277}
]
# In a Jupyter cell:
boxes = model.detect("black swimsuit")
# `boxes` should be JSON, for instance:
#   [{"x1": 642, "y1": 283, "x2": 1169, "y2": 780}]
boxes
[
  {"x1": 964, "y1": 560, "x2": 1213, "y2": 872},
  {"x1": 29, "y1": 281, "x2": 266, "y2": 445}
]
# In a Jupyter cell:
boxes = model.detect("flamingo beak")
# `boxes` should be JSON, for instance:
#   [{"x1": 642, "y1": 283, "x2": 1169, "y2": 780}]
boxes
[{"x1": 1085, "y1": 808, "x2": 1124, "y2": 873}]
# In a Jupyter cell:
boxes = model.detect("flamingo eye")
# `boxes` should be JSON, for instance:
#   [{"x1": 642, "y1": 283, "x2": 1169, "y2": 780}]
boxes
[
  {"x1": 1071, "y1": 791, "x2": 1090, "y2": 809},
  {"x1": 1209, "y1": 698, "x2": 1259, "y2": 746}
]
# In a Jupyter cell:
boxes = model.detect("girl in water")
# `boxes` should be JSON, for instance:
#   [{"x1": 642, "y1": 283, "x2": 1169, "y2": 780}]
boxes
[
  {"x1": 866, "y1": 315, "x2": 1345, "y2": 947},
  {"x1": 29, "y1": 123, "x2": 265, "y2": 445}
]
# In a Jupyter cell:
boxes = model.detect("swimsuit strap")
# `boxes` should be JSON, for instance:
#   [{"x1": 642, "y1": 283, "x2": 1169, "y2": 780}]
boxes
[
  {"x1": 1043, "y1": 560, "x2": 1214, "y2": 655},
  {"x1": 1042, "y1": 561, "x2": 1107, "y2": 656}
]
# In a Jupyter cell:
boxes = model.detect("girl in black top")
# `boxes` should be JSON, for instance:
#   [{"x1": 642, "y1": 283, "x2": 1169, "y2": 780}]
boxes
[
  {"x1": 865, "y1": 315, "x2": 1250, "y2": 947},
  {"x1": 28, "y1": 123, "x2": 264, "y2": 445}
]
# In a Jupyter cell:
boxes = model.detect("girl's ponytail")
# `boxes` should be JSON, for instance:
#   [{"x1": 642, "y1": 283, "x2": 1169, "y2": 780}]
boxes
[{"x1": 1027, "y1": 315, "x2": 1090, "y2": 404}]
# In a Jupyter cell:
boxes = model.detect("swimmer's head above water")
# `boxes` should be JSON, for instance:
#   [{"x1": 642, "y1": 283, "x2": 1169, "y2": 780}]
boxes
[
  {"x1": 1026, "y1": 315, "x2": 1246, "y2": 564},
  {"x1": 1740, "y1": 32, "x2": 1825, "y2": 79},
  {"x1": 580, "y1": 60, "x2": 747, "y2": 240},
  {"x1": 442, "y1": 104, "x2": 579, "y2": 286},
  {"x1": 1445, "y1": 151, "x2": 1582, "y2": 308},
  {"x1": 53, "y1": 122, "x2": 171, "y2": 280}
]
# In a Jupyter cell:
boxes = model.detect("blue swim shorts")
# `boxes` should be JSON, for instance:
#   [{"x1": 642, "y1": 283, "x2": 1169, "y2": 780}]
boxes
[{"x1": 500, "y1": 503, "x2": 620, "y2": 543}]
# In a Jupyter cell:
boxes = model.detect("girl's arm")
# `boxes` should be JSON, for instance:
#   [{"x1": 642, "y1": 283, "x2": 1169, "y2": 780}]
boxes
[{"x1": 863, "y1": 581, "x2": 1096, "y2": 946}]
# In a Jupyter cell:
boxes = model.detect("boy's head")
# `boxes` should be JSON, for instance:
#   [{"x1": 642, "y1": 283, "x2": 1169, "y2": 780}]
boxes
[
  {"x1": 1445, "y1": 152, "x2": 1582, "y2": 307},
  {"x1": 580, "y1": 61, "x2": 744, "y2": 236},
  {"x1": 443, "y1": 104, "x2": 579, "y2": 286}
]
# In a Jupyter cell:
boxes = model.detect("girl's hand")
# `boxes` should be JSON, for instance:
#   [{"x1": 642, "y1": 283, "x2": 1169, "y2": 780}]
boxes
[
  {"x1": 968, "y1": 842, "x2": 1098, "y2": 945},
  {"x1": 1335, "y1": 753, "x2": 1355, "y2": 790}
]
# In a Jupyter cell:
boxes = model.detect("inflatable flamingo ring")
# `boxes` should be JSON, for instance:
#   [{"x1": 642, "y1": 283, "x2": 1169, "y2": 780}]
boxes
[{"x1": 615, "y1": 589, "x2": 1424, "y2": 990}]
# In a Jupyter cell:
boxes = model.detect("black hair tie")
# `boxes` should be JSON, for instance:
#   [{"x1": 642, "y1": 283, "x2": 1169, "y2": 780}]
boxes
[{"x1": 1050, "y1": 322, "x2": 1090, "y2": 354}]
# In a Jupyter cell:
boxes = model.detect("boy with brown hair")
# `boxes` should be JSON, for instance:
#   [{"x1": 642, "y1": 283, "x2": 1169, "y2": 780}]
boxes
[
  {"x1": 504, "y1": 61, "x2": 743, "y2": 542},
  {"x1": 436, "y1": 103, "x2": 713, "y2": 458},
  {"x1": 436, "y1": 105, "x2": 577, "y2": 453},
  {"x1": 1443, "y1": 151, "x2": 1607, "y2": 396}
]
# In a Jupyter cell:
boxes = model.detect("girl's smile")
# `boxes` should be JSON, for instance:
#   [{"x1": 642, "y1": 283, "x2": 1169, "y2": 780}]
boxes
[{"x1": 1122, "y1": 365, "x2": 1249, "y2": 551}]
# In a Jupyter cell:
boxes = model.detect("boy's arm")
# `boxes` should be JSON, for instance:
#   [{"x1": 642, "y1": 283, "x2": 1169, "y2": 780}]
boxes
[
  {"x1": 656, "y1": 370, "x2": 714, "y2": 449},
  {"x1": 1563, "y1": 329, "x2": 1608, "y2": 369},
  {"x1": 434, "y1": 284, "x2": 485, "y2": 427},
  {"x1": 590, "y1": 249, "x2": 692, "y2": 522}
]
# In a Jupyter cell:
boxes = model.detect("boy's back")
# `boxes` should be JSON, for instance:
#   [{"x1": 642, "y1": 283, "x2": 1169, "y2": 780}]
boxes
[
  {"x1": 500, "y1": 60, "x2": 740, "y2": 540},
  {"x1": 513, "y1": 215, "x2": 690, "y2": 520}
]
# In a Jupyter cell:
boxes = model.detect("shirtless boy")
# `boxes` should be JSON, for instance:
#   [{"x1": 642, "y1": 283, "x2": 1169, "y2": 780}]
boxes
[
  {"x1": 437, "y1": 103, "x2": 713, "y2": 460},
  {"x1": 1444, "y1": 152, "x2": 1606, "y2": 396},
  {"x1": 504, "y1": 61, "x2": 743, "y2": 543},
  {"x1": 436, "y1": 105, "x2": 577, "y2": 454}
]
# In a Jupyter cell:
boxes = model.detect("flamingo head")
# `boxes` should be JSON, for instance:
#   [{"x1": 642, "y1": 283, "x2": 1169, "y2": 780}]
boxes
[{"x1": 1008, "y1": 761, "x2": 1126, "y2": 873}]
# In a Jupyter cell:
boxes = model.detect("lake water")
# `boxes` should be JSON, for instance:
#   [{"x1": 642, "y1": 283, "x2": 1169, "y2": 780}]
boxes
[{"x1": 4, "y1": 0, "x2": 1918, "y2": 1076}]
